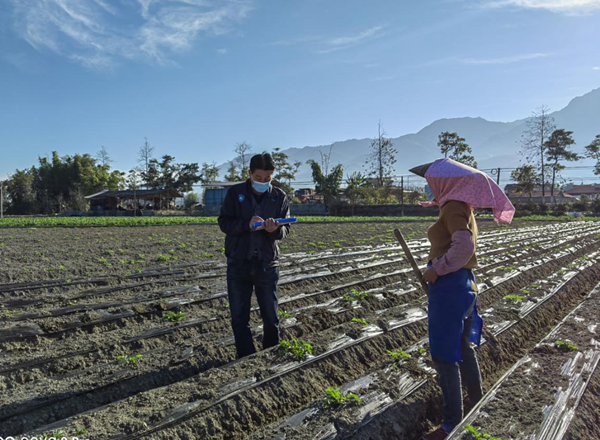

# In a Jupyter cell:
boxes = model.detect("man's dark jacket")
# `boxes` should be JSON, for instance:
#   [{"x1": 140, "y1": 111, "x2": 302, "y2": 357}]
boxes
[{"x1": 218, "y1": 180, "x2": 290, "y2": 267}]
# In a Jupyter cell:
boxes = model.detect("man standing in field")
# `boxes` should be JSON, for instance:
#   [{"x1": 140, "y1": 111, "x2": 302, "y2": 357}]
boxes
[{"x1": 218, "y1": 153, "x2": 291, "y2": 358}]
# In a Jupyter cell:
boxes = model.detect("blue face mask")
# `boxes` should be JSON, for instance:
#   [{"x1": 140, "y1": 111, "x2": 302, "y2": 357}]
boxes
[
  {"x1": 424, "y1": 184, "x2": 435, "y2": 202},
  {"x1": 252, "y1": 180, "x2": 271, "y2": 193}
]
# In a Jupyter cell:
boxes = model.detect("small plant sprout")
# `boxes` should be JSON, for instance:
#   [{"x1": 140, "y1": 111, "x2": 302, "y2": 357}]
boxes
[
  {"x1": 464, "y1": 424, "x2": 502, "y2": 440},
  {"x1": 164, "y1": 311, "x2": 186, "y2": 323},
  {"x1": 387, "y1": 350, "x2": 412, "y2": 362},
  {"x1": 555, "y1": 340, "x2": 578, "y2": 352},
  {"x1": 278, "y1": 310, "x2": 292, "y2": 319},
  {"x1": 279, "y1": 338, "x2": 313, "y2": 361},
  {"x1": 323, "y1": 387, "x2": 361, "y2": 409},
  {"x1": 343, "y1": 288, "x2": 369, "y2": 302},
  {"x1": 75, "y1": 427, "x2": 88, "y2": 435},
  {"x1": 503, "y1": 294, "x2": 525, "y2": 303},
  {"x1": 497, "y1": 266, "x2": 517, "y2": 271},
  {"x1": 418, "y1": 347, "x2": 428, "y2": 355},
  {"x1": 117, "y1": 354, "x2": 143, "y2": 365},
  {"x1": 351, "y1": 317, "x2": 368, "y2": 325}
]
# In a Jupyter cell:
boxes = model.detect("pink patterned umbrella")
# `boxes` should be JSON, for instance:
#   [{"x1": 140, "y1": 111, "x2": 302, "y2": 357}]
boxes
[{"x1": 411, "y1": 158, "x2": 515, "y2": 224}]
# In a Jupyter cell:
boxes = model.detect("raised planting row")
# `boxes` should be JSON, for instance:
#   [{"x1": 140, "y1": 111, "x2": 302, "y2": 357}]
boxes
[
  {"x1": 1, "y1": 221, "x2": 596, "y2": 387},
  {"x1": 5, "y1": 223, "x2": 599, "y2": 439},
  {"x1": 446, "y1": 280, "x2": 600, "y2": 440}
]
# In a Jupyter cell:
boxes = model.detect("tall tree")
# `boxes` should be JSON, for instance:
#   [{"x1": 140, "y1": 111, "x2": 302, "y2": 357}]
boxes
[
  {"x1": 544, "y1": 129, "x2": 579, "y2": 202},
  {"x1": 4, "y1": 168, "x2": 37, "y2": 214},
  {"x1": 345, "y1": 171, "x2": 366, "y2": 214},
  {"x1": 584, "y1": 134, "x2": 600, "y2": 175},
  {"x1": 199, "y1": 162, "x2": 220, "y2": 184},
  {"x1": 510, "y1": 165, "x2": 539, "y2": 201},
  {"x1": 366, "y1": 122, "x2": 397, "y2": 188},
  {"x1": 307, "y1": 159, "x2": 343, "y2": 206},
  {"x1": 138, "y1": 137, "x2": 155, "y2": 187},
  {"x1": 271, "y1": 147, "x2": 301, "y2": 194},
  {"x1": 96, "y1": 146, "x2": 114, "y2": 167},
  {"x1": 142, "y1": 155, "x2": 201, "y2": 193},
  {"x1": 224, "y1": 160, "x2": 240, "y2": 182},
  {"x1": 520, "y1": 106, "x2": 557, "y2": 203},
  {"x1": 437, "y1": 132, "x2": 477, "y2": 167},
  {"x1": 234, "y1": 142, "x2": 252, "y2": 175}
]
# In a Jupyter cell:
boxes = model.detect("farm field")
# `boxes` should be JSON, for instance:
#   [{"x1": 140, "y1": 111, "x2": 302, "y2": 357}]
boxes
[{"x1": 1, "y1": 219, "x2": 599, "y2": 439}]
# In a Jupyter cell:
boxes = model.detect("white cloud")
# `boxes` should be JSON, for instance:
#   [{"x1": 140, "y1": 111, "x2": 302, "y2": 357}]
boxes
[
  {"x1": 593, "y1": 66, "x2": 600, "y2": 70},
  {"x1": 459, "y1": 52, "x2": 550, "y2": 64},
  {"x1": 318, "y1": 26, "x2": 386, "y2": 54},
  {"x1": 482, "y1": 0, "x2": 600, "y2": 15},
  {"x1": 8, "y1": 0, "x2": 253, "y2": 68},
  {"x1": 216, "y1": 48, "x2": 227, "y2": 54}
]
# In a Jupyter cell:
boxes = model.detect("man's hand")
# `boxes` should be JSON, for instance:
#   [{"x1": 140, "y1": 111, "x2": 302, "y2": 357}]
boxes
[
  {"x1": 423, "y1": 267, "x2": 438, "y2": 284},
  {"x1": 250, "y1": 216, "x2": 264, "y2": 231},
  {"x1": 264, "y1": 218, "x2": 279, "y2": 233}
]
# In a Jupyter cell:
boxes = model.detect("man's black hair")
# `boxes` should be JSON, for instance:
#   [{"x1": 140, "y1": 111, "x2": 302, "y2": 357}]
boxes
[{"x1": 249, "y1": 153, "x2": 275, "y2": 172}]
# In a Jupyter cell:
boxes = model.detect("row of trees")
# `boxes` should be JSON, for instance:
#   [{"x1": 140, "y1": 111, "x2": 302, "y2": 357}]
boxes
[{"x1": 510, "y1": 106, "x2": 600, "y2": 203}]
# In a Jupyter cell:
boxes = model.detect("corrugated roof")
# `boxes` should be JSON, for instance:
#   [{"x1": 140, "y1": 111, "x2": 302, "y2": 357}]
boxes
[{"x1": 85, "y1": 189, "x2": 183, "y2": 199}]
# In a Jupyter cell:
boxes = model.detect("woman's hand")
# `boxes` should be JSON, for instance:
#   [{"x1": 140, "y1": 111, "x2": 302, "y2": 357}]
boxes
[{"x1": 423, "y1": 267, "x2": 439, "y2": 284}]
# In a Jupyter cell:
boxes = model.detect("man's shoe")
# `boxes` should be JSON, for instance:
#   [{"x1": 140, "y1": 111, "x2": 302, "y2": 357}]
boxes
[{"x1": 421, "y1": 427, "x2": 448, "y2": 440}]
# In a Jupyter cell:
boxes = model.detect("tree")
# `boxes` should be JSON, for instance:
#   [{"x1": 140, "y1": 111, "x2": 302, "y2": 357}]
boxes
[
  {"x1": 225, "y1": 160, "x2": 240, "y2": 182},
  {"x1": 271, "y1": 147, "x2": 301, "y2": 194},
  {"x1": 437, "y1": 132, "x2": 477, "y2": 168},
  {"x1": 234, "y1": 142, "x2": 252, "y2": 175},
  {"x1": 366, "y1": 122, "x2": 397, "y2": 188},
  {"x1": 510, "y1": 165, "x2": 539, "y2": 201},
  {"x1": 584, "y1": 134, "x2": 600, "y2": 175},
  {"x1": 142, "y1": 155, "x2": 201, "y2": 193},
  {"x1": 199, "y1": 162, "x2": 219, "y2": 185},
  {"x1": 138, "y1": 137, "x2": 155, "y2": 187},
  {"x1": 307, "y1": 159, "x2": 343, "y2": 206},
  {"x1": 345, "y1": 171, "x2": 366, "y2": 214},
  {"x1": 544, "y1": 129, "x2": 579, "y2": 203},
  {"x1": 184, "y1": 192, "x2": 200, "y2": 209},
  {"x1": 96, "y1": 146, "x2": 114, "y2": 167},
  {"x1": 4, "y1": 168, "x2": 37, "y2": 214},
  {"x1": 521, "y1": 106, "x2": 557, "y2": 203}
]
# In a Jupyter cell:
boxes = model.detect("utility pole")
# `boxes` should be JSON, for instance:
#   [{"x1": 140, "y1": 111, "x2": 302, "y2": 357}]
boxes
[
  {"x1": 1, "y1": 183, "x2": 3, "y2": 219},
  {"x1": 400, "y1": 176, "x2": 405, "y2": 217}
]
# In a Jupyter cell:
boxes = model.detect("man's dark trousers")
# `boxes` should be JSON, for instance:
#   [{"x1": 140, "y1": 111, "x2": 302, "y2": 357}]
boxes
[{"x1": 227, "y1": 257, "x2": 280, "y2": 358}]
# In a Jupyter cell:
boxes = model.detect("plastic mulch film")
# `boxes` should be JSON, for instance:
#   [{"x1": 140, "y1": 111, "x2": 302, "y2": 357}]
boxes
[{"x1": 447, "y1": 281, "x2": 600, "y2": 440}]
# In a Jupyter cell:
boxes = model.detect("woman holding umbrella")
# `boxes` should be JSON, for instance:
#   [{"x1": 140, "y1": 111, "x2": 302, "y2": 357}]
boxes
[{"x1": 410, "y1": 158, "x2": 515, "y2": 440}]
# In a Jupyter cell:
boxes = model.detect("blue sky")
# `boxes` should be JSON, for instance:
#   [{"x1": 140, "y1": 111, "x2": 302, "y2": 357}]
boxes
[{"x1": 1, "y1": 0, "x2": 599, "y2": 178}]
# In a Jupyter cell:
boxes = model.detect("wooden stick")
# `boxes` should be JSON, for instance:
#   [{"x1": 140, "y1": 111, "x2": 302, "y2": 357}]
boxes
[{"x1": 393, "y1": 228, "x2": 429, "y2": 295}]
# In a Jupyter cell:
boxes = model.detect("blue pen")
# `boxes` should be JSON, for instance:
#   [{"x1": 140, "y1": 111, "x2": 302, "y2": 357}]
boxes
[{"x1": 252, "y1": 217, "x2": 297, "y2": 229}]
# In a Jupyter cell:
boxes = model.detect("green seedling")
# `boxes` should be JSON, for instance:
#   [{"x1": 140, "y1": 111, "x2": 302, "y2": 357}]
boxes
[
  {"x1": 555, "y1": 340, "x2": 578, "y2": 352},
  {"x1": 464, "y1": 424, "x2": 502, "y2": 440},
  {"x1": 352, "y1": 317, "x2": 368, "y2": 325},
  {"x1": 117, "y1": 354, "x2": 143, "y2": 365},
  {"x1": 4, "y1": 310, "x2": 19, "y2": 315},
  {"x1": 279, "y1": 338, "x2": 313, "y2": 361},
  {"x1": 418, "y1": 347, "x2": 428, "y2": 355},
  {"x1": 497, "y1": 266, "x2": 517, "y2": 271},
  {"x1": 503, "y1": 295, "x2": 525, "y2": 303},
  {"x1": 387, "y1": 350, "x2": 412, "y2": 362},
  {"x1": 75, "y1": 427, "x2": 88, "y2": 435},
  {"x1": 157, "y1": 254, "x2": 178, "y2": 261},
  {"x1": 323, "y1": 387, "x2": 361, "y2": 409},
  {"x1": 278, "y1": 310, "x2": 292, "y2": 319},
  {"x1": 39, "y1": 431, "x2": 67, "y2": 440},
  {"x1": 164, "y1": 311, "x2": 186, "y2": 323},
  {"x1": 343, "y1": 288, "x2": 369, "y2": 302}
]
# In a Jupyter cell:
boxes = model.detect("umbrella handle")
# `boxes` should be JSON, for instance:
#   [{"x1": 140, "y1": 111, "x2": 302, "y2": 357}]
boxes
[{"x1": 393, "y1": 228, "x2": 429, "y2": 296}]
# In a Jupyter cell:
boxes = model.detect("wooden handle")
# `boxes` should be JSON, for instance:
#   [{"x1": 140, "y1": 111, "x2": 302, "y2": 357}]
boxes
[{"x1": 394, "y1": 228, "x2": 429, "y2": 295}]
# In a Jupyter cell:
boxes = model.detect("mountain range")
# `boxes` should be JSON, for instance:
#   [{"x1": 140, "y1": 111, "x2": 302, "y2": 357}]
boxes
[{"x1": 219, "y1": 87, "x2": 600, "y2": 187}]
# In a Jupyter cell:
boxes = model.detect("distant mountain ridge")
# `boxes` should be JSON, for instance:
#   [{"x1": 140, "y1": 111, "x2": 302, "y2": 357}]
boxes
[{"x1": 219, "y1": 88, "x2": 600, "y2": 186}]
